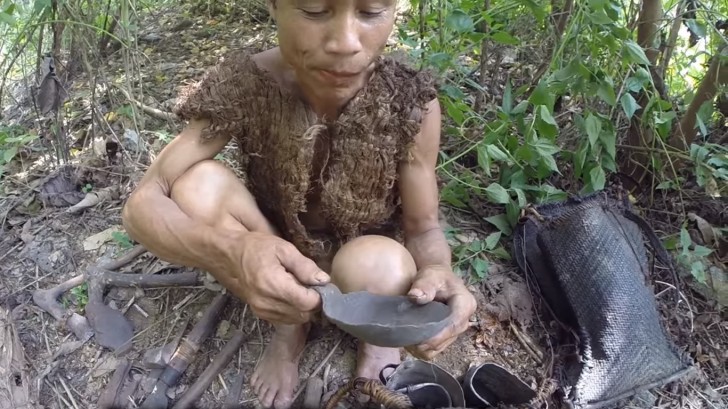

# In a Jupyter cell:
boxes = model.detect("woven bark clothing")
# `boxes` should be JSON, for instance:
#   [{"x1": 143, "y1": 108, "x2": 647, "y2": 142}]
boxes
[
  {"x1": 173, "y1": 51, "x2": 438, "y2": 259},
  {"x1": 513, "y1": 192, "x2": 692, "y2": 409}
]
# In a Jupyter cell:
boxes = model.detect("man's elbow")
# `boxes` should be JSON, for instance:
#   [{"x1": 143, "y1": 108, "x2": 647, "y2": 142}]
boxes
[{"x1": 121, "y1": 184, "x2": 154, "y2": 243}]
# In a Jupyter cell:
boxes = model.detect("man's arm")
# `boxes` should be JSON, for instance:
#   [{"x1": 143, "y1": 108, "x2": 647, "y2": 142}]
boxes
[
  {"x1": 400, "y1": 99, "x2": 451, "y2": 268},
  {"x1": 121, "y1": 119, "x2": 234, "y2": 274},
  {"x1": 398, "y1": 98, "x2": 477, "y2": 360}
]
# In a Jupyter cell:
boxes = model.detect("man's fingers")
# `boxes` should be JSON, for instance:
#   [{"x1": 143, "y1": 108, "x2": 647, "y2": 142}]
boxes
[
  {"x1": 275, "y1": 271, "x2": 322, "y2": 312},
  {"x1": 277, "y1": 242, "x2": 330, "y2": 285},
  {"x1": 407, "y1": 274, "x2": 441, "y2": 305}
]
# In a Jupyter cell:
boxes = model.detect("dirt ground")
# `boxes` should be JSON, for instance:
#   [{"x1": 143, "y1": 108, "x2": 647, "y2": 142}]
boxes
[{"x1": 1, "y1": 4, "x2": 727, "y2": 409}]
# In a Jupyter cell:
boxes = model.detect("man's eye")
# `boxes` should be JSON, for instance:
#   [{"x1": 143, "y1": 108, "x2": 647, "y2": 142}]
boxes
[
  {"x1": 360, "y1": 9, "x2": 385, "y2": 17},
  {"x1": 300, "y1": 8, "x2": 328, "y2": 18}
]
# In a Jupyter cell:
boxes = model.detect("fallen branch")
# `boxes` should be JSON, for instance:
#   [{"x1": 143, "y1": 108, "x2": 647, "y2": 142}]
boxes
[
  {"x1": 172, "y1": 329, "x2": 246, "y2": 409},
  {"x1": 113, "y1": 84, "x2": 178, "y2": 122},
  {"x1": 66, "y1": 186, "x2": 120, "y2": 213},
  {"x1": 32, "y1": 245, "x2": 203, "y2": 346}
]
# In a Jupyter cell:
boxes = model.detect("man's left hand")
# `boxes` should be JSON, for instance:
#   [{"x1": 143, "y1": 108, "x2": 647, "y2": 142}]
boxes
[{"x1": 405, "y1": 265, "x2": 477, "y2": 360}]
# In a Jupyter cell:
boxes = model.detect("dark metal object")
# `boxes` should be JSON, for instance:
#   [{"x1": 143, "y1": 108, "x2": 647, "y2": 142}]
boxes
[
  {"x1": 513, "y1": 192, "x2": 692, "y2": 409},
  {"x1": 462, "y1": 362, "x2": 536, "y2": 408},
  {"x1": 379, "y1": 360, "x2": 465, "y2": 408},
  {"x1": 313, "y1": 284, "x2": 451, "y2": 348}
]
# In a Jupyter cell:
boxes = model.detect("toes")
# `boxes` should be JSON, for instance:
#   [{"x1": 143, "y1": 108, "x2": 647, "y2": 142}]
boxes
[
  {"x1": 261, "y1": 387, "x2": 277, "y2": 408},
  {"x1": 274, "y1": 394, "x2": 293, "y2": 409}
]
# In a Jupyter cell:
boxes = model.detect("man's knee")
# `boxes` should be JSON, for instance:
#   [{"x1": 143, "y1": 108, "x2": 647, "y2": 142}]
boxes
[
  {"x1": 330, "y1": 235, "x2": 417, "y2": 296},
  {"x1": 170, "y1": 160, "x2": 257, "y2": 230}
]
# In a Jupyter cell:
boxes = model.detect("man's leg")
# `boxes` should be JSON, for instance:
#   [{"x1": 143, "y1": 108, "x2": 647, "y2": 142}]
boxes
[
  {"x1": 170, "y1": 160, "x2": 305, "y2": 409},
  {"x1": 329, "y1": 235, "x2": 418, "y2": 379}
]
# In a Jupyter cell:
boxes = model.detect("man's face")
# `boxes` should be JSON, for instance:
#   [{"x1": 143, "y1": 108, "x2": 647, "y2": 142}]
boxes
[{"x1": 270, "y1": 0, "x2": 397, "y2": 100}]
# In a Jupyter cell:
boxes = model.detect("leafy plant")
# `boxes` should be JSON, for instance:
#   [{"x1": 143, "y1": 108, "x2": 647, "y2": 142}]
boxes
[
  {"x1": 112, "y1": 231, "x2": 134, "y2": 249},
  {"x1": 0, "y1": 125, "x2": 38, "y2": 178}
]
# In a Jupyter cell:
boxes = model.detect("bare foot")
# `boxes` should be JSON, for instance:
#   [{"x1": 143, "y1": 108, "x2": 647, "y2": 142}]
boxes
[
  {"x1": 251, "y1": 324, "x2": 308, "y2": 408},
  {"x1": 355, "y1": 342, "x2": 401, "y2": 380}
]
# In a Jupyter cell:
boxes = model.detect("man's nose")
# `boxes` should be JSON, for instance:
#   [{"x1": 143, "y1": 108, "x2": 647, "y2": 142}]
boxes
[{"x1": 323, "y1": 14, "x2": 363, "y2": 56}]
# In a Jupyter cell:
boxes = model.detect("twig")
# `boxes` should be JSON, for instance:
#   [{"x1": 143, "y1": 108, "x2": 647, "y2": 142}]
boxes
[
  {"x1": 509, "y1": 322, "x2": 545, "y2": 365},
  {"x1": 0, "y1": 242, "x2": 23, "y2": 263},
  {"x1": 58, "y1": 377, "x2": 81, "y2": 409},
  {"x1": 113, "y1": 84, "x2": 177, "y2": 121},
  {"x1": 290, "y1": 337, "x2": 343, "y2": 403}
]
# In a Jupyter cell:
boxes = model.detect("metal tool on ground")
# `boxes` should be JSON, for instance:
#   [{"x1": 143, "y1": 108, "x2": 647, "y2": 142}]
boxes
[
  {"x1": 313, "y1": 283, "x2": 451, "y2": 348},
  {"x1": 139, "y1": 292, "x2": 230, "y2": 409}
]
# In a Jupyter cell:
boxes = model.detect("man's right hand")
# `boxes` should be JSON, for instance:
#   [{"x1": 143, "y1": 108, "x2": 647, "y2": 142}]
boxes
[{"x1": 220, "y1": 231, "x2": 330, "y2": 325}]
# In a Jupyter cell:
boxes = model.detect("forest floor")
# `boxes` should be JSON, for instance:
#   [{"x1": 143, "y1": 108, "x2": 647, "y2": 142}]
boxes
[{"x1": 0, "y1": 4, "x2": 726, "y2": 409}]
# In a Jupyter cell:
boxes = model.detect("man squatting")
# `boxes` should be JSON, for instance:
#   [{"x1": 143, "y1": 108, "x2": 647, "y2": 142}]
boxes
[{"x1": 121, "y1": 1, "x2": 477, "y2": 408}]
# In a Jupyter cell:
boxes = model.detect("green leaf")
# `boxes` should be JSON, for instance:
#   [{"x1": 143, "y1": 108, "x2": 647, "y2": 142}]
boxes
[
  {"x1": 620, "y1": 93, "x2": 639, "y2": 119},
  {"x1": 585, "y1": 114, "x2": 601, "y2": 147},
  {"x1": 574, "y1": 143, "x2": 588, "y2": 178},
  {"x1": 446, "y1": 9, "x2": 474, "y2": 33},
  {"x1": 690, "y1": 261, "x2": 706, "y2": 284},
  {"x1": 540, "y1": 154, "x2": 560, "y2": 174},
  {"x1": 491, "y1": 31, "x2": 519, "y2": 45},
  {"x1": 445, "y1": 101, "x2": 465, "y2": 125},
  {"x1": 3, "y1": 146, "x2": 17, "y2": 163},
  {"x1": 513, "y1": 189, "x2": 527, "y2": 207},
  {"x1": 485, "y1": 214, "x2": 513, "y2": 235},
  {"x1": 477, "y1": 144, "x2": 491, "y2": 176},
  {"x1": 589, "y1": 166, "x2": 606, "y2": 191},
  {"x1": 485, "y1": 232, "x2": 502, "y2": 250},
  {"x1": 472, "y1": 258, "x2": 488, "y2": 279},
  {"x1": 512, "y1": 100, "x2": 529, "y2": 115},
  {"x1": 485, "y1": 183, "x2": 510, "y2": 204},
  {"x1": 486, "y1": 145, "x2": 510, "y2": 162},
  {"x1": 529, "y1": 80, "x2": 553, "y2": 108},
  {"x1": 684, "y1": 19, "x2": 707, "y2": 39},
  {"x1": 679, "y1": 228, "x2": 692, "y2": 252},
  {"x1": 533, "y1": 139, "x2": 560, "y2": 156},
  {"x1": 600, "y1": 129, "x2": 616, "y2": 160},
  {"x1": 597, "y1": 81, "x2": 617, "y2": 106},
  {"x1": 502, "y1": 80, "x2": 513, "y2": 115},
  {"x1": 0, "y1": 11, "x2": 15, "y2": 25},
  {"x1": 693, "y1": 245, "x2": 713, "y2": 258},
  {"x1": 539, "y1": 105, "x2": 557, "y2": 126},
  {"x1": 623, "y1": 40, "x2": 651, "y2": 65},
  {"x1": 588, "y1": 9, "x2": 614, "y2": 24},
  {"x1": 34, "y1": 0, "x2": 52, "y2": 13}
]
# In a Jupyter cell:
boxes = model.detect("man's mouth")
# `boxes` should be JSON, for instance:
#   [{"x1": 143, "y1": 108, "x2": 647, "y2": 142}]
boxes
[{"x1": 318, "y1": 69, "x2": 360, "y2": 82}]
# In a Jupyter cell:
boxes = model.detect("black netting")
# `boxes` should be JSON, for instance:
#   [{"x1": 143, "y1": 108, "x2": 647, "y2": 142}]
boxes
[{"x1": 514, "y1": 192, "x2": 692, "y2": 408}]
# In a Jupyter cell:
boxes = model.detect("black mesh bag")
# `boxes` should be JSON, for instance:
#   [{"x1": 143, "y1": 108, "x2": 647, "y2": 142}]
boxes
[{"x1": 513, "y1": 191, "x2": 693, "y2": 408}]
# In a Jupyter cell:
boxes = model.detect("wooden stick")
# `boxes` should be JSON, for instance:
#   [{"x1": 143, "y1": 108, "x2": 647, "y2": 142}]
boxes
[{"x1": 172, "y1": 329, "x2": 247, "y2": 409}]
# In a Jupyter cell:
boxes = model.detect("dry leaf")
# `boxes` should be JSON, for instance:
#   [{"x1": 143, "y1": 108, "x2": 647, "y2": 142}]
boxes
[
  {"x1": 83, "y1": 226, "x2": 124, "y2": 251},
  {"x1": 688, "y1": 212, "x2": 717, "y2": 247}
]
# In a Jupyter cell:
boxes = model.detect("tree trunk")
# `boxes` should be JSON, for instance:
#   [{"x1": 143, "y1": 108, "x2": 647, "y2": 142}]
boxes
[
  {"x1": 473, "y1": 0, "x2": 490, "y2": 113},
  {"x1": 672, "y1": 47, "x2": 728, "y2": 150},
  {"x1": 618, "y1": 0, "x2": 663, "y2": 191},
  {"x1": 637, "y1": 0, "x2": 662, "y2": 65}
]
